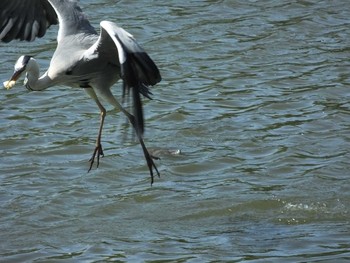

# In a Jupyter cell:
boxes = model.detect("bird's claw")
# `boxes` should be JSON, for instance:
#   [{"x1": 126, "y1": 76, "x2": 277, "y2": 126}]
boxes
[
  {"x1": 150, "y1": 154, "x2": 160, "y2": 160},
  {"x1": 145, "y1": 152, "x2": 160, "y2": 185},
  {"x1": 88, "y1": 144, "x2": 104, "y2": 172}
]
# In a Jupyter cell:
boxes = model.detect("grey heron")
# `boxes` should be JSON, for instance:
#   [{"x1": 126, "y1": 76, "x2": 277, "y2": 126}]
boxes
[{"x1": 0, "y1": 0, "x2": 161, "y2": 184}]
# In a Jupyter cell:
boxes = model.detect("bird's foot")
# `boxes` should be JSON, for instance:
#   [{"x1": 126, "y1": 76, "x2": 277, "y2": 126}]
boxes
[
  {"x1": 145, "y1": 151, "x2": 160, "y2": 185},
  {"x1": 151, "y1": 154, "x2": 160, "y2": 160},
  {"x1": 88, "y1": 144, "x2": 104, "y2": 172}
]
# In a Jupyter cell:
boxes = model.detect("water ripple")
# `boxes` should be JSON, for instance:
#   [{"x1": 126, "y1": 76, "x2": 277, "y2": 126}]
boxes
[{"x1": 1, "y1": 0, "x2": 350, "y2": 261}]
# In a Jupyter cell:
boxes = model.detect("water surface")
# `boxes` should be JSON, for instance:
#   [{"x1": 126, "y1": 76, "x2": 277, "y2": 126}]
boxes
[{"x1": 1, "y1": 0, "x2": 350, "y2": 262}]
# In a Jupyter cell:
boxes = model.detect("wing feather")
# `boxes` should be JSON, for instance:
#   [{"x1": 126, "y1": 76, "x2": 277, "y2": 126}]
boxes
[
  {"x1": 0, "y1": 0, "x2": 58, "y2": 42},
  {"x1": 85, "y1": 20, "x2": 161, "y2": 135}
]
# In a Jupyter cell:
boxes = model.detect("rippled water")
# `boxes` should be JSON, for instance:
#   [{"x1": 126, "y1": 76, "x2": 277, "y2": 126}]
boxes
[{"x1": 1, "y1": 0, "x2": 350, "y2": 262}]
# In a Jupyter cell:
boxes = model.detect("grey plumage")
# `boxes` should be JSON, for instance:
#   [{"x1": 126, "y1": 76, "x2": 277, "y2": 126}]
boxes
[{"x1": 1, "y1": 0, "x2": 161, "y2": 184}]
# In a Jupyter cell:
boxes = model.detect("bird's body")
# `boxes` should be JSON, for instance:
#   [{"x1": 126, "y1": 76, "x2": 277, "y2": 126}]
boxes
[
  {"x1": 43, "y1": 33, "x2": 119, "y2": 92},
  {"x1": 1, "y1": 0, "x2": 161, "y2": 183}
]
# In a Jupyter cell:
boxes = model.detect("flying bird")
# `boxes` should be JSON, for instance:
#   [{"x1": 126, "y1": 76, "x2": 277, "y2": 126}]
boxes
[{"x1": 0, "y1": 0, "x2": 161, "y2": 184}]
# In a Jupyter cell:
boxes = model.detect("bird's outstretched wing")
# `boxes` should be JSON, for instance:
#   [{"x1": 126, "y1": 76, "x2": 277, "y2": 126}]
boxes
[
  {"x1": 84, "y1": 21, "x2": 161, "y2": 135},
  {"x1": 49, "y1": 0, "x2": 97, "y2": 42},
  {"x1": 0, "y1": 0, "x2": 96, "y2": 43},
  {"x1": 0, "y1": 0, "x2": 57, "y2": 42}
]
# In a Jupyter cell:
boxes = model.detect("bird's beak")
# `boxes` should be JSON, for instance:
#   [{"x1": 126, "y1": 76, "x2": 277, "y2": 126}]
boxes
[{"x1": 3, "y1": 69, "x2": 23, "y2": 90}]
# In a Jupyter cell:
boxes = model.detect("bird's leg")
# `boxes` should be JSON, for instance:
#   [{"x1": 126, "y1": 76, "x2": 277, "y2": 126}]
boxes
[
  {"x1": 97, "y1": 90, "x2": 160, "y2": 184},
  {"x1": 138, "y1": 131, "x2": 160, "y2": 185},
  {"x1": 122, "y1": 109, "x2": 160, "y2": 185},
  {"x1": 88, "y1": 102, "x2": 106, "y2": 172}
]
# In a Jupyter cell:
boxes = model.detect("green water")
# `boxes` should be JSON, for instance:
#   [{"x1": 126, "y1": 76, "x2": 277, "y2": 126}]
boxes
[{"x1": 1, "y1": 0, "x2": 349, "y2": 261}]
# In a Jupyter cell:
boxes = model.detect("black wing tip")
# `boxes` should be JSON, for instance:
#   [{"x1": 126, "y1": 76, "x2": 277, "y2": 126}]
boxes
[
  {"x1": 135, "y1": 51, "x2": 162, "y2": 86},
  {"x1": 0, "y1": 0, "x2": 58, "y2": 42}
]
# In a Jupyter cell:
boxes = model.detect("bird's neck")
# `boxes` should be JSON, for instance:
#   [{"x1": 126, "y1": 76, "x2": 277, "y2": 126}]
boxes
[{"x1": 25, "y1": 59, "x2": 51, "y2": 91}]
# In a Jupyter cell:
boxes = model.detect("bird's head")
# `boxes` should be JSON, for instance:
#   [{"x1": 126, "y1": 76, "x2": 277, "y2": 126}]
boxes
[{"x1": 3, "y1": 55, "x2": 32, "y2": 90}]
